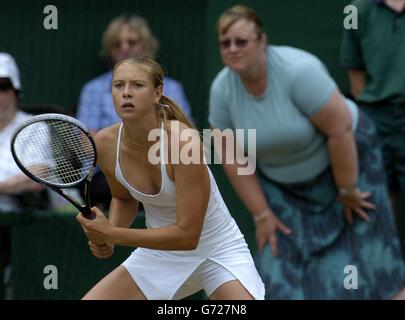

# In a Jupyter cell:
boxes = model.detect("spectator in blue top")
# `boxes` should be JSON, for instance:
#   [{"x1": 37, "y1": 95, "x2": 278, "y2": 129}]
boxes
[{"x1": 209, "y1": 4, "x2": 405, "y2": 299}]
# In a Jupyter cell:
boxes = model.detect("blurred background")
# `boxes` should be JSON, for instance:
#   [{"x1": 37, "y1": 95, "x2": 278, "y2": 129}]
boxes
[{"x1": 1, "y1": 0, "x2": 404, "y2": 299}]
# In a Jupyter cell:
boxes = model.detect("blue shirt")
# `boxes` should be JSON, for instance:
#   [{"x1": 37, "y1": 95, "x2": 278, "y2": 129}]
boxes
[
  {"x1": 209, "y1": 46, "x2": 358, "y2": 183},
  {"x1": 77, "y1": 70, "x2": 192, "y2": 131}
]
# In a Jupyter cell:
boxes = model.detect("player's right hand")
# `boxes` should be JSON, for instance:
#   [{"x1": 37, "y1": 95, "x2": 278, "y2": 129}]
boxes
[{"x1": 88, "y1": 241, "x2": 114, "y2": 259}]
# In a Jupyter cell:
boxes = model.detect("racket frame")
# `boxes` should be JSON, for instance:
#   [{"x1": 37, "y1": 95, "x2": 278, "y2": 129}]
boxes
[{"x1": 10, "y1": 113, "x2": 97, "y2": 219}]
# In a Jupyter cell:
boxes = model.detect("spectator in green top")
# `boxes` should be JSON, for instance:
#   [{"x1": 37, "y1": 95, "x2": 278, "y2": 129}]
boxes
[{"x1": 340, "y1": 0, "x2": 405, "y2": 213}]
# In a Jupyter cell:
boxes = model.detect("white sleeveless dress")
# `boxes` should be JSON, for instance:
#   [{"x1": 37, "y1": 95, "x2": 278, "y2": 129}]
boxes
[{"x1": 116, "y1": 123, "x2": 265, "y2": 300}]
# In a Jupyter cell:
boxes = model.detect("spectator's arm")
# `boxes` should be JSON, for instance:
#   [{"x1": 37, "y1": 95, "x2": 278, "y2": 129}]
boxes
[
  {"x1": 310, "y1": 89, "x2": 357, "y2": 190},
  {"x1": 0, "y1": 174, "x2": 44, "y2": 195},
  {"x1": 348, "y1": 69, "x2": 366, "y2": 98}
]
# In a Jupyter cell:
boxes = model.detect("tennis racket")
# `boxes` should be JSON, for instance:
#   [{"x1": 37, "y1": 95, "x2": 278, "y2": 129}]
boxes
[{"x1": 10, "y1": 113, "x2": 97, "y2": 219}]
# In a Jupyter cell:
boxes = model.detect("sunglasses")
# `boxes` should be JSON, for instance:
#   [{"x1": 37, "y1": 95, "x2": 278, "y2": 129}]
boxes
[
  {"x1": 219, "y1": 37, "x2": 257, "y2": 49},
  {"x1": 0, "y1": 78, "x2": 14, "y2": 91}
]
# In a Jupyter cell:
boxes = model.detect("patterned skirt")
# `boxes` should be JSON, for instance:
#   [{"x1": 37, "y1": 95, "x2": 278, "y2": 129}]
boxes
[{"x1": 255, "y1": 111, "x2": 405, "y2": 299}]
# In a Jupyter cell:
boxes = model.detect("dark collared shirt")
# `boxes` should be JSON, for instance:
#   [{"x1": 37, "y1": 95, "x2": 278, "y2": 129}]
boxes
[{"x1": 340, "y1": 0, "x2": 405, "y2": 104}]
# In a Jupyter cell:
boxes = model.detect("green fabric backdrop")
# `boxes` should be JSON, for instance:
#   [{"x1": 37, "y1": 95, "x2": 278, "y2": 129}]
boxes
[{"x1": 1, "y1": 0, "x2": 404, "y2": 299}]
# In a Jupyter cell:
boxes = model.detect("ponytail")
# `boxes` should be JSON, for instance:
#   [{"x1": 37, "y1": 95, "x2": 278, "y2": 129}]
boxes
[{"x1": 156, "y1": 95, "x2": 195, "y2": 130}]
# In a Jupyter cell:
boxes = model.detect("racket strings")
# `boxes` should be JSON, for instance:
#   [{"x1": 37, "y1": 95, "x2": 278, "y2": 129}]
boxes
[{"x1": 13, "y1": 120, "x2": 95, "y2": 185}]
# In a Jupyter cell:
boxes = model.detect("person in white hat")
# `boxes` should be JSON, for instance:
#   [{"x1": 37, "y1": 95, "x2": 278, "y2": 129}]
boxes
[
  {"x1": 0, "y1": 52, "x2": 48, "y2": 300},
  {"x1": 0, "y1": 52, "x2": 44, "y2": 213}
]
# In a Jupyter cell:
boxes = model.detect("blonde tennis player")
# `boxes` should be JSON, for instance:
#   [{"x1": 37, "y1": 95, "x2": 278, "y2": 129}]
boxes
[{"x1": 76, "y1": 56, "x2": 264, "y2": 300}]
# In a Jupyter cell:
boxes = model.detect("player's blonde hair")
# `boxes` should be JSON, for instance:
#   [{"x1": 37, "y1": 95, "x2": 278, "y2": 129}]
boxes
[{"x1": 113, "y1": 56, "x2": 195, "y2": 130}]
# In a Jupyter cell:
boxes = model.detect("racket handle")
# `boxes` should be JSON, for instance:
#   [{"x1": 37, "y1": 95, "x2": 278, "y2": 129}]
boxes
[{"x1": 82, "y1": 207, "x2": 96, "y2": 220}]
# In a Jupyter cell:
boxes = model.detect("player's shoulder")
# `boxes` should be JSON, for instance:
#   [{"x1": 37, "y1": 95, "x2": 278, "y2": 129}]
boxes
[
  {"x1": 94, "y1": 124, "x2": 120, "y2": 152},
  {"x1": 94, "y1": 124, "x2": 120, "y2": 170}
]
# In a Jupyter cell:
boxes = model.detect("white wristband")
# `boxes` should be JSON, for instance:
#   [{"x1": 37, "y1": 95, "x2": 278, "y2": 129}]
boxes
[{"x1": 338, "y1": 186, "x2": 358, "y2": 196}]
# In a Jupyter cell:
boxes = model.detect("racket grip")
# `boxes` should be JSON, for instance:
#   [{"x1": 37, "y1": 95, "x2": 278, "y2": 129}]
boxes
[{"x1": 82, "y1": 207, "x2": 96, "y2": 220}]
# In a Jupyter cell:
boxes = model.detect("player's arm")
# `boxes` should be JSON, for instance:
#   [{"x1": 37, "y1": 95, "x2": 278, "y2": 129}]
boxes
[
  {"x1": 95, "y1": 127, "x2": 139, "y2": 228},
  {"x1": 80, "y1": 168, "x2": 138, "y2": 258},
  {"x1": 78, "y1": 127, "x2": 139, "y2": 259},
  {"x1": 110, "y1": 127, "x2": 209, "y2": 250},
  {"x1": 80, "y1": 124, "x2": 209, "y2": 250},
  {"x1": 104, "y1": 171, "x2": 139, "y2": 228}
]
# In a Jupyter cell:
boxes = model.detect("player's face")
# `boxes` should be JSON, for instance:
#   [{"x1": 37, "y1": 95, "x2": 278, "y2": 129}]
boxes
[
  {"x1": 110, "y1": 25, "x2": 145, "y2": 64},
  {"x1": 112, "y1": 62, "x2": 161, "y2": 121},
  {"x1": 218, "y1": 19, "x2": 265, "y2": 73}
]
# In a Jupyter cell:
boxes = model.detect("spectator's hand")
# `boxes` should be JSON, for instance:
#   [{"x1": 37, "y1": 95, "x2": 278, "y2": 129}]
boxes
[
  {"x1": 338, "y1": 188, "x2": 375, "y2": 224},
  {"x1": 88, "y1": 241, "x2": 114, "y2": 259},
  {"x1": 255, "y1": 209, "x2": 292, "y2": 256}
]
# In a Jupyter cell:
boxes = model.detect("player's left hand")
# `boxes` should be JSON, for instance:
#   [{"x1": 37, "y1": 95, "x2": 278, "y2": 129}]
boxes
[{"x1": 76, "y1": 207, "x2": 113, "y2": 244}]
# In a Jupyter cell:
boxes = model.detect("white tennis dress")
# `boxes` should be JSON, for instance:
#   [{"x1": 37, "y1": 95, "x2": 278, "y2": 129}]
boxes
[{"x1": 116, "y1": 123, "x2": 265, "y2": 300}]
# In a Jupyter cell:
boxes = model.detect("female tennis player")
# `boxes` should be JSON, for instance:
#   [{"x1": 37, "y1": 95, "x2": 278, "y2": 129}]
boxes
[{"x1": 75, "y1": 56, "x2": 265, "y2": 300}]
